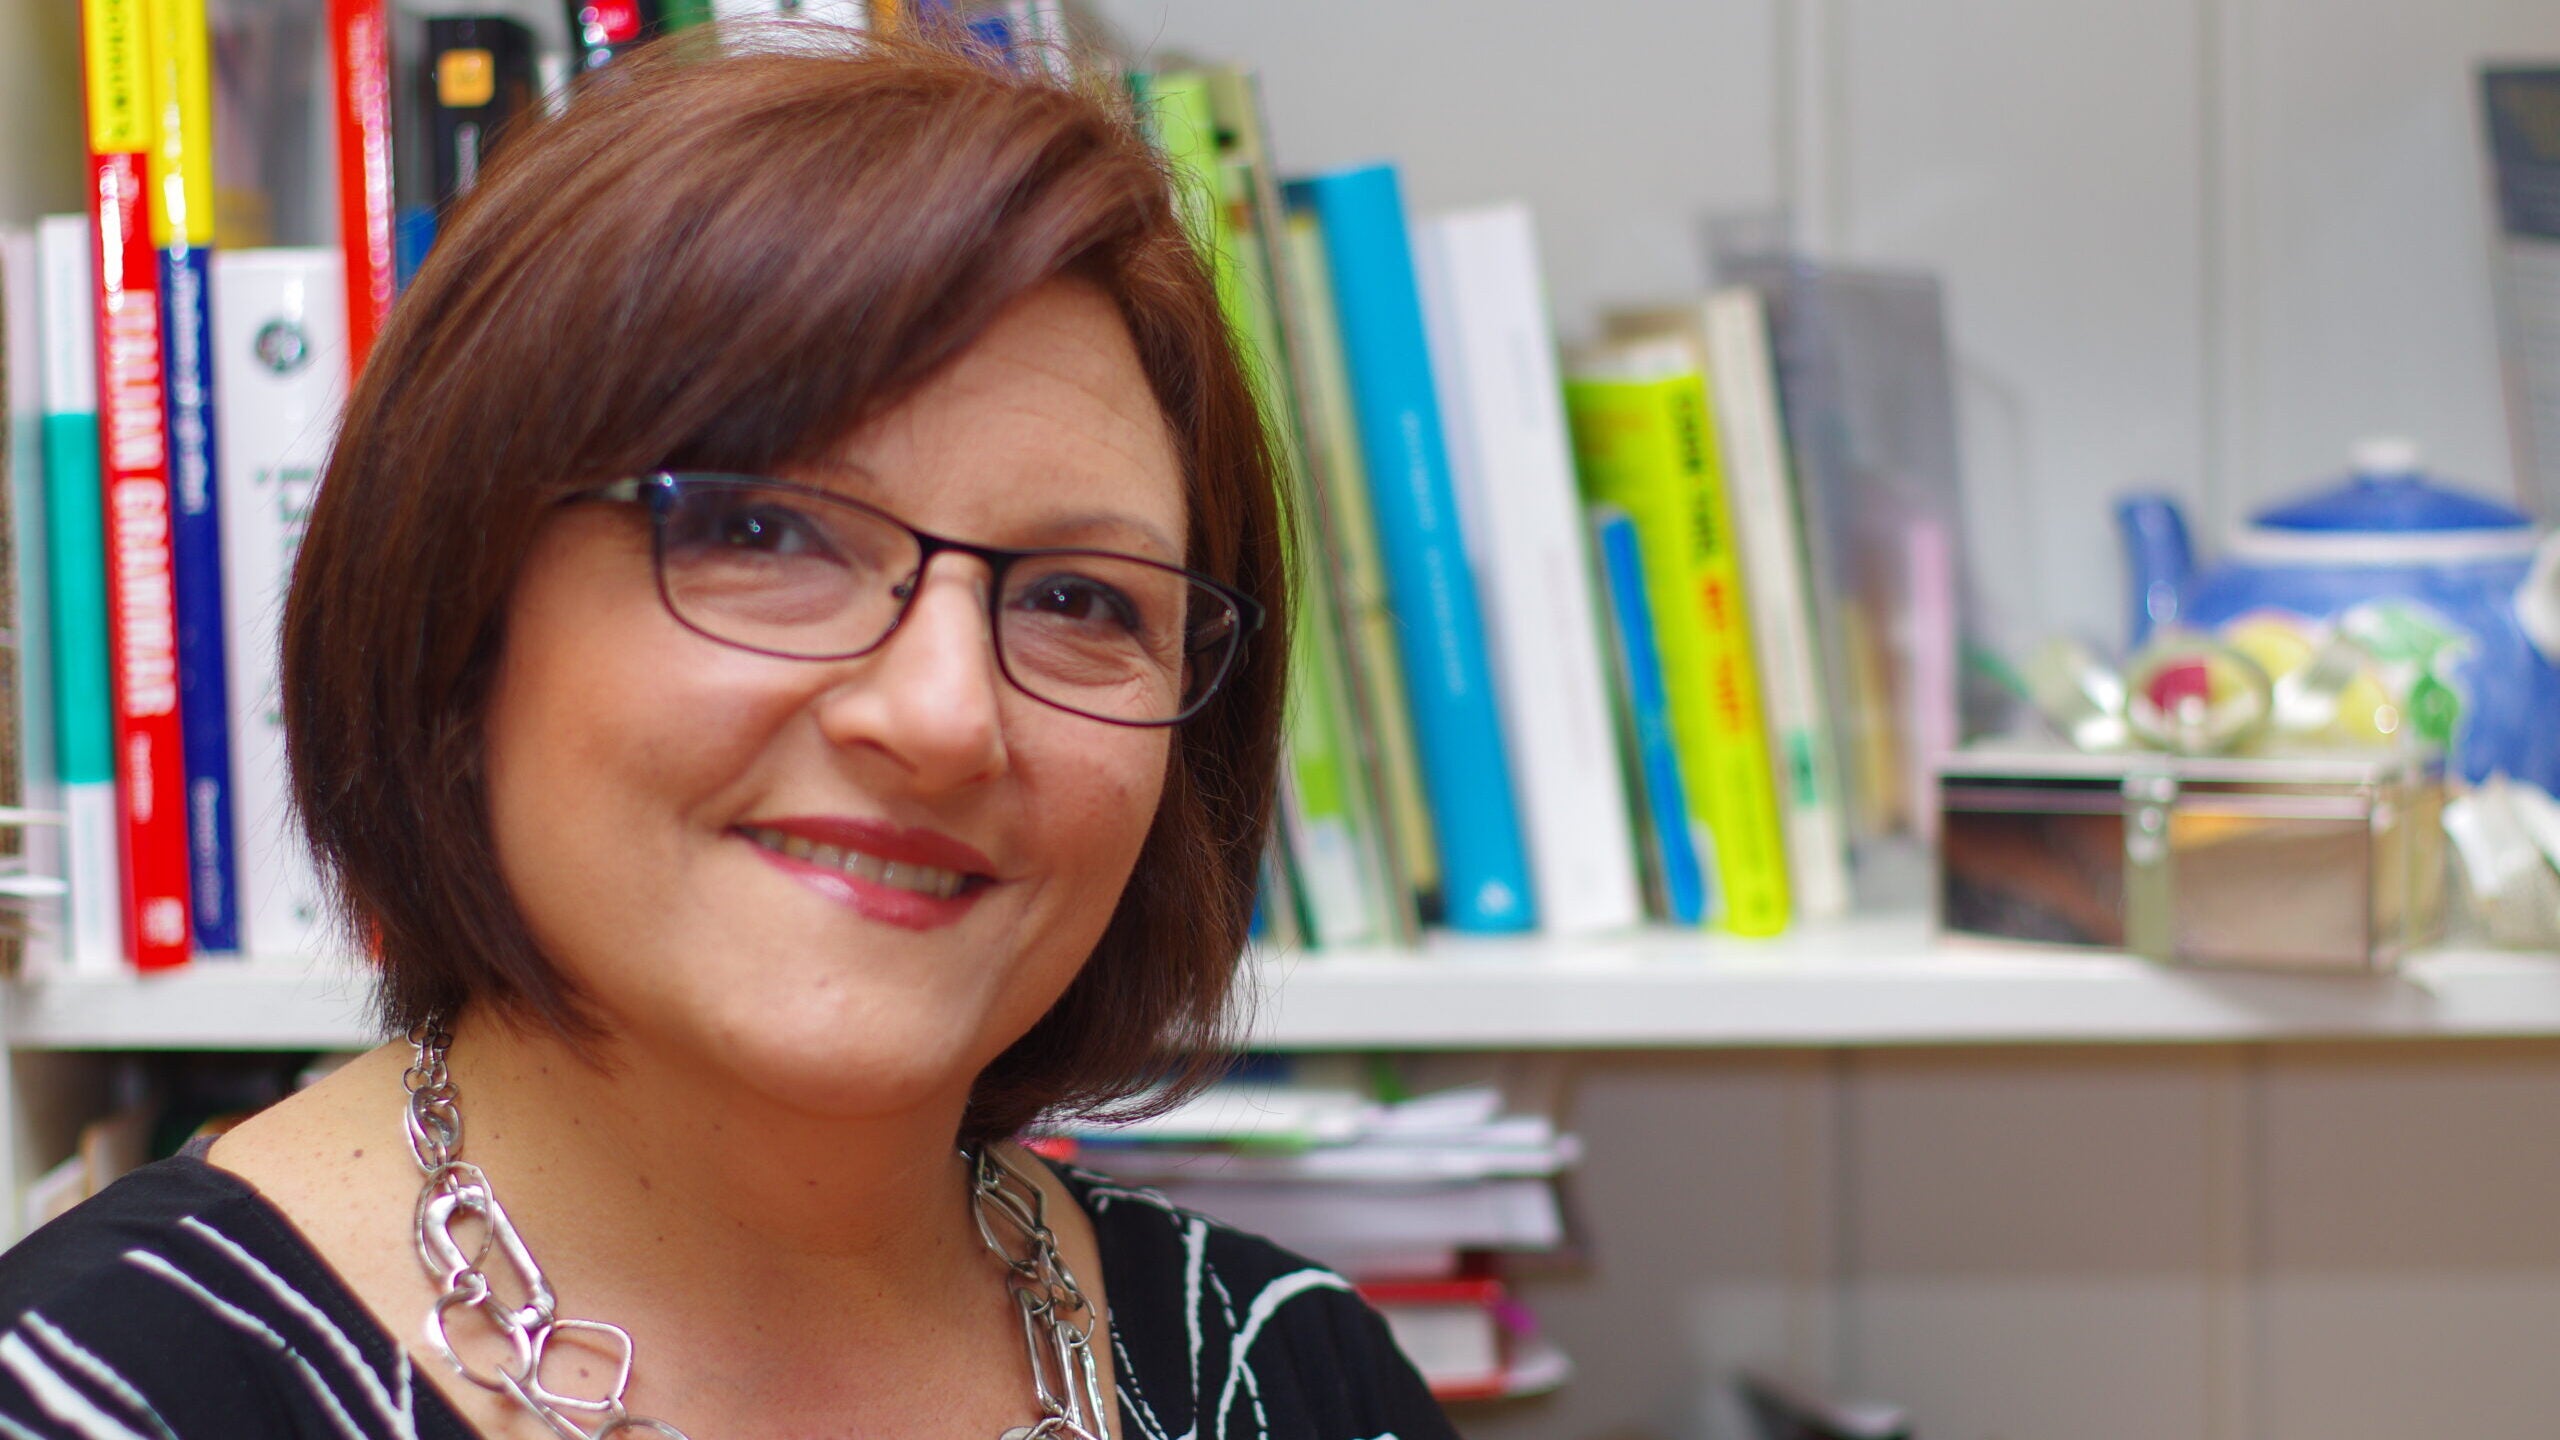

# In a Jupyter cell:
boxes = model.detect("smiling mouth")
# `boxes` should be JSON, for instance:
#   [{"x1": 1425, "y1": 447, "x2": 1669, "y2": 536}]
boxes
[{"x1": 737, "y1": 826, "x2": 982, "y2": 900}]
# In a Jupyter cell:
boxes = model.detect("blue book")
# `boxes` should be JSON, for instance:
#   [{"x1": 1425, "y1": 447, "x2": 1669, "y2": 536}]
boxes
[
  {"x1": 1591, "y1": 507, "x2": 1707, "y2": 926},
  {"x1": 1290, "y1": 164, "x2": 1534, "y2": 932},
  {"x1": 160, "y1": 244, "x2": 241, "y2": 953}
]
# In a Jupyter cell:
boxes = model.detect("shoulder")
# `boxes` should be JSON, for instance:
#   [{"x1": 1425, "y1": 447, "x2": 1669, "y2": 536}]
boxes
[
  {"x1": 0, "y1": 1157, "x2": 438, "y2": 1438},
  {"x1": 1054, "y1": 1163, "x2": 1459, "y2": 1440}
]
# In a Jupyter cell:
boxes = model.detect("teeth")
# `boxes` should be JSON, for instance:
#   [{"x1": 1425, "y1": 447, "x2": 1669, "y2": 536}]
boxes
[{"x1": 746, "y1": 827, "x2": 971, "y2": 900}]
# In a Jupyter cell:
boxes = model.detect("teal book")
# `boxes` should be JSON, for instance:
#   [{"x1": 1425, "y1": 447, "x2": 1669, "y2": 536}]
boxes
[
  {"x1": 1289, "y1": 163, "x2": 1534, "y2": 933},
  {"x1": 35, "y1": 215, "x2": 124, "y2": 971}
]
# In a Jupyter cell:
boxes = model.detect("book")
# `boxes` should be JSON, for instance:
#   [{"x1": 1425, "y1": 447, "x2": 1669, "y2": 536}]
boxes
[
  {"x1": 35, "y1": 216, "x2": 126, "y2": 974},
  {"x1": 1138, "y1": 1175, "x2": 1565, "y2": 1266},
  {"x1": 1145, "y1": 71, "x2": 1401, "y2": 948},
  {"x1": 1565, "y1": 343, "x2": 1791, "y2": 935},
  {"x1": 423, "y1": 16, "x2": 537, "y2": 209},
  {"x1": 1293, "y1": 163, "x2": 1535, "y2": 933},
  {"x1": 1355, "y1": 1277, "x2": 1530, "y2": 1399},
  {"x1": 1717, "y1": 254, "x2": 1983, "y2": 850},
  {"x1": 150, "y1": 0, "x2": 243, "y2": 954},
  {"x1": 1411, "y1": 203, "x2": 1642, "y2": 937},
  {"x1": 3, "y1": 230, "x2": 69, "y2": 975},
  {"x1": 1698, "y1": 290, "x2": 1849, "y2": 919},
  {"x1": 1589, "y1": 506, "x2": 1706, "y2": 925},
  {"x1": 84, "y1": 0, "x2": 197, "y2": 969},
  {"x1": 2482, "y1": 68, "x2": 2560, "y2": 521},
  {"x1": 1612, "y1": 292, "x2": 1854, "y2": 921},
  {"x1": 1606, "y1": 298, "x2": 1846, "y2": 918},
  {"x1": 1278, "y1": 205, "x2": 1437, "y2": 932},
  {"x1": 327, "y1": 0, "x2": 396, "y2": 368},
  {"x1": 213, "y1": 248, "x2": 342, "y2": 961}
]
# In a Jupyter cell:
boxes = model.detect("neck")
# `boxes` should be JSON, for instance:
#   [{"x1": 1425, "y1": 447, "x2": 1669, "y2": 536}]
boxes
[{"x1": 432, "y1": 1007, "x2": 990, "y2": 1333}]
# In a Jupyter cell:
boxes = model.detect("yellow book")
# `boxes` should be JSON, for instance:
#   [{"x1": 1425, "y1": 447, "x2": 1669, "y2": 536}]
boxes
[
  {"x1": 1564, "y1": 343, "x2": 1791, "y2": 935},
  {"x1": 144, "y1": 0, "x2": 214, "y2": 250}
]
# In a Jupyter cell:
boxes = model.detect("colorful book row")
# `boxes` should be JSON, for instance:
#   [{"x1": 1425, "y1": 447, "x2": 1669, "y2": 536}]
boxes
[
  {"x1": 1143, "y1": 67, "x2": 1871, "y2": 945},
  {"x1": 4, "y1": 222, "x2": 339, "y2": 972}
]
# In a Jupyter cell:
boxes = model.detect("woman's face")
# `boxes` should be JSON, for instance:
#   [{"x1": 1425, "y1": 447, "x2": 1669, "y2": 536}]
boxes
[{"x1": 481, "y1": 280, "x2": 1183, "y2": 1117}]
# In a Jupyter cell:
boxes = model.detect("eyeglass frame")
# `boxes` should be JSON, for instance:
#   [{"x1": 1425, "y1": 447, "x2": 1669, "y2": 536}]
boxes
[{"x1": 570, "y1": 471, "x2": 1265, "y2": 728}]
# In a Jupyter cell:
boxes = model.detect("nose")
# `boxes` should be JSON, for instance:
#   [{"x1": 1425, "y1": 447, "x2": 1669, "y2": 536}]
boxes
[{"x1": 813, "y1": 553, "x2": 1009, "y2": 790}]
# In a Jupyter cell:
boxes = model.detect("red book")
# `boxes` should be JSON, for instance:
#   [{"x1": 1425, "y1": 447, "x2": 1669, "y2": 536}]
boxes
[
  {"x1": 328, "y1": 0, "x2": 396, "y2": 370},
  {"x1": 81, "y1": 0, "x2": 194, "y2": 969},
  {"x1": 1354, "y1": 1277, "x2": 1518, "y2": 1400}
]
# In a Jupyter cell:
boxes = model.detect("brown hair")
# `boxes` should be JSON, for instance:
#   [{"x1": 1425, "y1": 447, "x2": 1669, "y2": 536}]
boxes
[{"x1": 281, "y1": 30, "x2": 1288, "y2": 1140}]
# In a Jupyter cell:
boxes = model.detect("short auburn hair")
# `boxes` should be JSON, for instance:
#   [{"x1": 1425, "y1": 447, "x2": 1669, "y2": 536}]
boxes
[{"x1": 281, "y1": 30, "x2": 1288, "y2": 1140}]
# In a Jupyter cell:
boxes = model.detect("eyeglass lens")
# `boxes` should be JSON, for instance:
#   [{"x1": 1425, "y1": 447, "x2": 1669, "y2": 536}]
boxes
[{"x1": 652, "y1": 478, "x2": 1239, "y2": 724}]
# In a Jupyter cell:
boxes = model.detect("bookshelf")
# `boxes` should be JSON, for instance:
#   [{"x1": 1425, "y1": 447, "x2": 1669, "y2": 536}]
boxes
[
  {"x1": 14, "y1": 7, "x2": 2560, "y2": 1435},
  {"x1": 12, "y1": 919, "x2": 2560, "y2": 1052}
]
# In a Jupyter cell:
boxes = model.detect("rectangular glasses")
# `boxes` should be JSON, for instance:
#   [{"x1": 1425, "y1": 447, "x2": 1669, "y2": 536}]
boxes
[{"x1": 580, "y1": 472, "x2": 1261, "y2": 727}]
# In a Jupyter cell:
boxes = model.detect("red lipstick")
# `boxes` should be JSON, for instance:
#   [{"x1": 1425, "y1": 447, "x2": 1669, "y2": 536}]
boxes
[{"x1": 736, "y1": 816, "x2": 996, "y2": 930}]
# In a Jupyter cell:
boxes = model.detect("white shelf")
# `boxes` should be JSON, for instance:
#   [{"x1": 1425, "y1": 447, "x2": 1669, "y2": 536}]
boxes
[
  {"x1": 11, "y1": 913, "x2": 2560, "y2": 1051},
  {"x1": 1256, "y1": 914, "x2": 2560, "y2": 1049}
]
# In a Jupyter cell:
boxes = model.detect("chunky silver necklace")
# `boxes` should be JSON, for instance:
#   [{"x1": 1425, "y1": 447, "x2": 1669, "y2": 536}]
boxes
[{"x1": 403, "y1": 1023, "x2": 1113, "y2": 1440}]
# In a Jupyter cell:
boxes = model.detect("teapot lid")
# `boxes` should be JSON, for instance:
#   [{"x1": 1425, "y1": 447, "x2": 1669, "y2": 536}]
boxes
[{"x1": 2252, "y1": 438, "x2": 2532, "y2": 534}]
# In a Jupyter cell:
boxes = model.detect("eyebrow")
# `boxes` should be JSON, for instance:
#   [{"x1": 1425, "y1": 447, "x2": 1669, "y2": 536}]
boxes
[
  {"x1": 1022, "y1": 510, "x2": 1183, "y2": 563},
  {"x1": 786, "y1": 460, "x2": 1183, "y2": 563}
]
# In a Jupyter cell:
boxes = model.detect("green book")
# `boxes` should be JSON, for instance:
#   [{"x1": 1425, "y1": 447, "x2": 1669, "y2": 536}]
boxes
[
  {"x1": 1146, "y1": 69, "x2": 1396, "y2": 947},
  {"x1": 1565, "y1": 343, "x2": 1792, "y2": 935}
]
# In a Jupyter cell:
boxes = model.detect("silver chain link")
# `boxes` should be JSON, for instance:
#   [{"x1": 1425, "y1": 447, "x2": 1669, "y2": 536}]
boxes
[{"x1": 405, "y1": 1023, "x2": 1111, "y2": 1440}]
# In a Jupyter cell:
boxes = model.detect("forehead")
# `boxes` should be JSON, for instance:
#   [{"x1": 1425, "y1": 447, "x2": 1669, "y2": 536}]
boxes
[{"x1": 814, "y1": 281, "x2": 1187, "y2": 561}]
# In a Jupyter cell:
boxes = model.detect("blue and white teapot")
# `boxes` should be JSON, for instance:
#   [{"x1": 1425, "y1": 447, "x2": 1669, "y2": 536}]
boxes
[{"x1": 2117, "y1": 439, "x2": 2560, "y2": 791}]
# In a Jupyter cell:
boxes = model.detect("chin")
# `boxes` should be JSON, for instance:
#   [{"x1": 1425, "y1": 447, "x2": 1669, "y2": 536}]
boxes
[{"x1": 682, "y1": 991, "x2": 1019, "y2": 1124}]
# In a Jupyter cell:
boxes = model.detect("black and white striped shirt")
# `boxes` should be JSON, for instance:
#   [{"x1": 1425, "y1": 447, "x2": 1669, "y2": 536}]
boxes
[{"x1": 0, "y1": 1157, "x2": 1453, "y2": 1440}]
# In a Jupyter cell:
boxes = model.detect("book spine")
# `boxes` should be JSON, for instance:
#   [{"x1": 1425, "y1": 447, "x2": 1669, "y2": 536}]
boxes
[
  {"x1": 1411, "y1": 204, "x2": 1641, "y2": 936},
  {"x1": 1588, "y1": 506, "x2": 1705, "y2": 926},
  {"x1": 4, "y1": 230, "x2": 67, "y2": 976},
  {"x1": 82, "y1": 0, "x2": 194, "y2": 968},
  {"x1": 1194, "y1": 69, "x2": 1403, "y2": 948},
  {"x1": 149, "y1": 0, "x2": 239, "y2": 954},
  {"x1": 213, "y1": 249, "x2": 342, "y2": 960},
  {"x1": 1661, "y1": 372, "x2": 1790, "y2": 933},
  {"x1": 35, "y1": 216, "x2": 126, "y2": 974},
  {"x1": 1279, "y1": 205, "x2": 1438, "y2": 929},
  {"x1": 424, "y1": 17, "x2": 538, "y2": 209},
  {"x1": 1566, "y1": 363, "x2": 1790, "y2": 934},
  {"x1": 1299, "y1": 164, "x2": 1534, "y2": 933},
  {"x1": 327, "y1": 0, "x2": 395, "y2": 369},
  {"x1": 1702, "y1": 289, "x2": 1851, "y2": 921}
]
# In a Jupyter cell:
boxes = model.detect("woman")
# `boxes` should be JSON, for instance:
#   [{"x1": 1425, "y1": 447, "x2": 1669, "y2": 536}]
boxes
[{"x1": 0, "y1": 32, "x2": 1457, "y2": 1440}]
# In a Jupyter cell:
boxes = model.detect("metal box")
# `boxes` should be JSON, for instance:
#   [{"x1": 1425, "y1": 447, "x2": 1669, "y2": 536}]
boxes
[{"x1": 1936, "y1": 745, "x2": 2445, "y2": 972}]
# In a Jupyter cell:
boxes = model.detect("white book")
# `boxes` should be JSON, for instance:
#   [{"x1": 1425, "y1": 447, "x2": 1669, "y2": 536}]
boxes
[
  {"x1": 1144, "y1": 1175, "x2": 1565, "y2": 1260},
  {"x1": 1702, "y1": 289, "x2": 1852, "y2": 920},
  {"x1": 2, "y1": 229, "x2": 66, "y2": 975},
  {"x1": 212, "y1": 249, "x2": 344, "y2": 962},
  {"x1": 1411, "y1": 204, "x2": 1641, "y2": 935},
  {"x1": 32, "y1": 217, "x2": 120, "y2": 975}
]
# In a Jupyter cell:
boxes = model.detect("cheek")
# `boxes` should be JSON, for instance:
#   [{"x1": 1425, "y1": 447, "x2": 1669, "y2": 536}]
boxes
[
  {"x1": 1025, "y1": 727, "x2": 1172, "y2": 899},
  {"x1": 481, "y1": 599, "x2": 796, "y2": 961}
]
